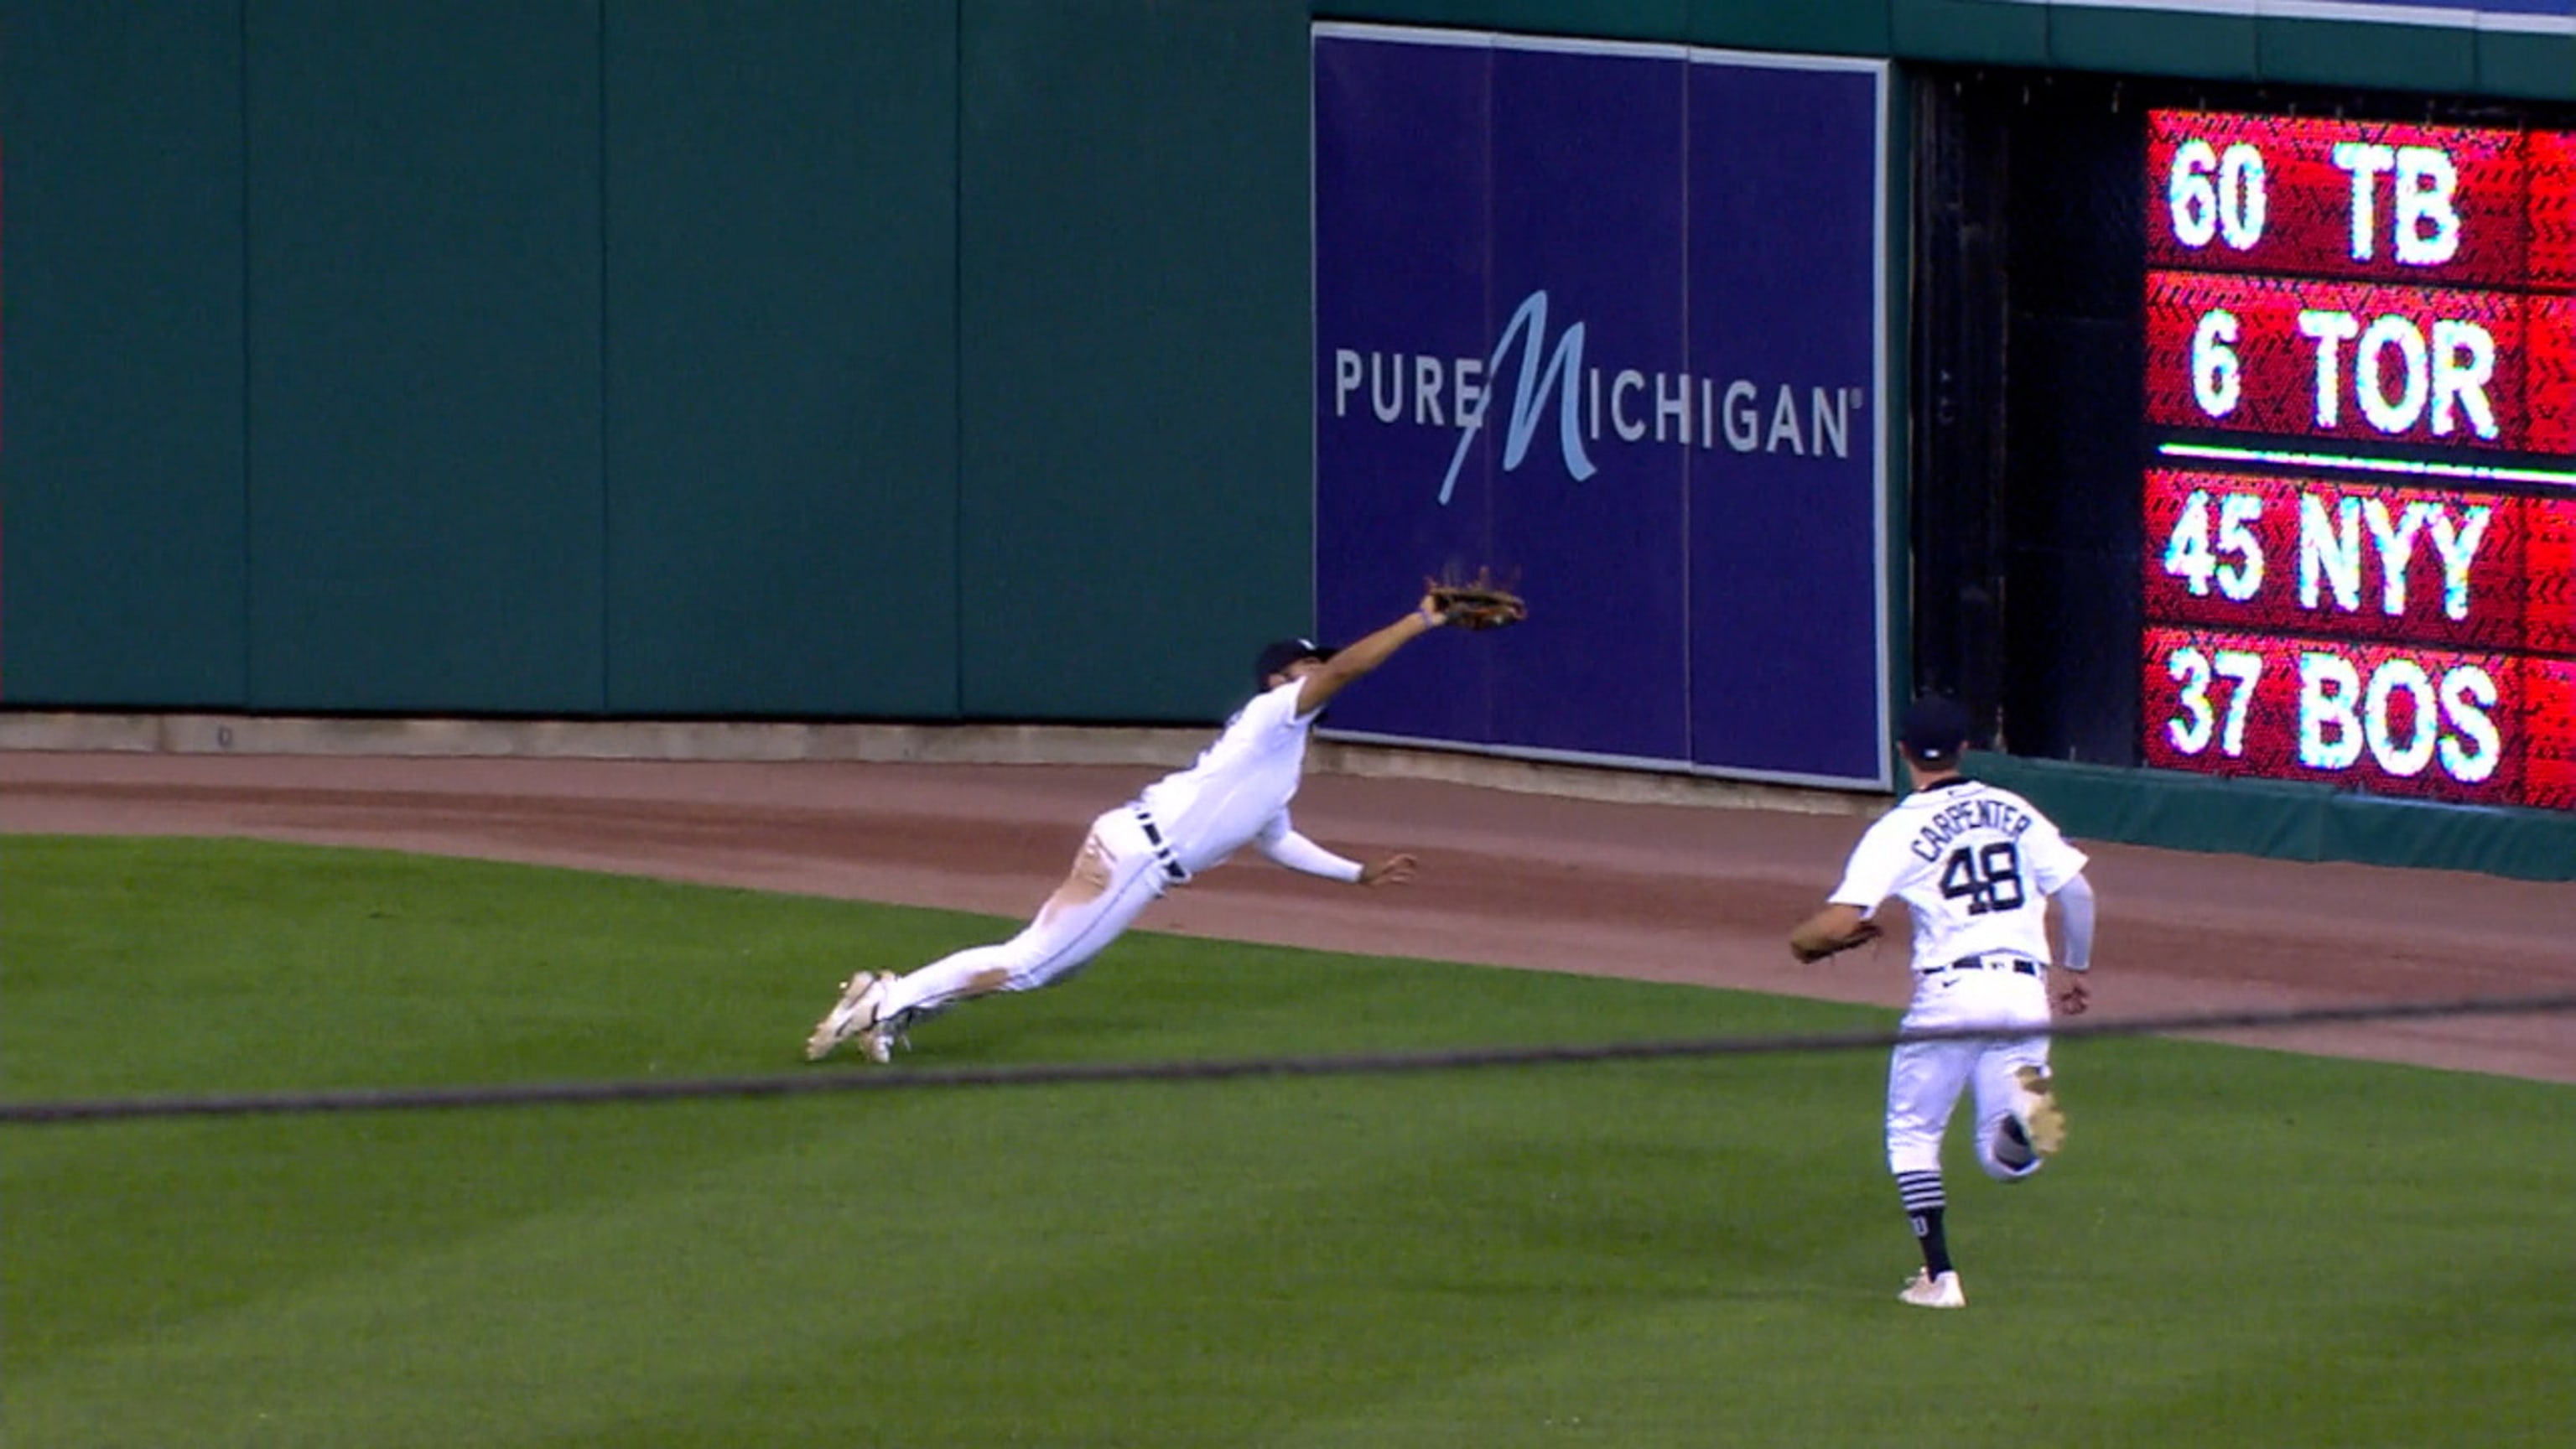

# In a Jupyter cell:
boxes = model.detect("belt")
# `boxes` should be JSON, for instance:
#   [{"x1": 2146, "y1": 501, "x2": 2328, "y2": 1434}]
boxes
[
  {"x1": 1132, "y1": 808, "x2": 1189, "y2": 884},
  {"x1": 1923, "y1": 954, "x2": 2043, "y2": 979}
]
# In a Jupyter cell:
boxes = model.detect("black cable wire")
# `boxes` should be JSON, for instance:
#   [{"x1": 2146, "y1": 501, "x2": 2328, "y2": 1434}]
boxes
[{"x1": 6, "y1": 990, "x2": 2572, "y2": 1125}]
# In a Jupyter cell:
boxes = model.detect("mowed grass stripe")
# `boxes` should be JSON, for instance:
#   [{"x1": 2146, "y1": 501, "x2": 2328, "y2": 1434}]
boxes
[
  {"x1": 8, "y1": 1070, "x2": 1867, "y2": 1446},
  {"x1": 3, "y1": 836, "x2": 2569, "y2": 1449}
]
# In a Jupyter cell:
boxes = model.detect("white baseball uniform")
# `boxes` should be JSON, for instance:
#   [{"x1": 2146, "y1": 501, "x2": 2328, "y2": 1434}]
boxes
[
  {"x1": 1827, "y1": 776, "x2": 2090, "y2": 1182},
  {"x1": 875, "y1": 679, "x2": 1361, "y2": 1021}
]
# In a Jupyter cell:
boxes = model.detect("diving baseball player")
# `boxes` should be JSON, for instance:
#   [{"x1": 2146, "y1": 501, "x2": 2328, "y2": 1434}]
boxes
[
  {"x1": 1789, "y1": 693, "x2": 2096, "y2": 1309},
  {"x1": 804, "y1": 593, "x2": 1472, "y2": 1064}
]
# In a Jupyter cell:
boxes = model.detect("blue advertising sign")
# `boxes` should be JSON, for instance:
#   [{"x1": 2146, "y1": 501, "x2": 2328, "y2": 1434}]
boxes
[{"x1": 1313, "y1": 26, "x2": 1890, "y2": 788}]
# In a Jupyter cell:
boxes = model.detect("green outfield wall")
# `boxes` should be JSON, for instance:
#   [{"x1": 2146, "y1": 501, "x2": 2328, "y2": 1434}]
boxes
[
  {"x1": 0, "y1": 0, "x2": 1309, "y2": 724},
  {"x1": 3, "y1": 0, "x2": 2561, "y2": 724},
  {"x1": 3, "y1": 0, "x2": 2569, "y2": 875}
]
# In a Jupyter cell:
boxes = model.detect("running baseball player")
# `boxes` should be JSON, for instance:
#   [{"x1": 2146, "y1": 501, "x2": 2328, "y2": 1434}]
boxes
[
  {"x1": 1788, "y1": 693, "x2": 2096, "y2": 1309},
  {"x1": 804, "y1": 590, "x2": 1496, "y2": 1064}
]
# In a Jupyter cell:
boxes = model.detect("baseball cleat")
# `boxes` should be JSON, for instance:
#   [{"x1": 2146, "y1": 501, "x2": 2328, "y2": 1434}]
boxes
[
  {"x1": 1898, "y1": 1269, "x2": 1966, "y2": 1309},
  {"x1": 2008, "y1": 1065, "x2": 2067, "y2": 1157},
  {"x1": 865, "y1": 1007, "x2": 927, "y2": 1065},
  {"x1": 858, "y1": 1015, "x2": 896, "y2": 1065},
  {"x1": 805, "y1": 972, "x2": 895, "y2": 1062},
  {"x1": 1995, "y1": 1115, "x2": 2038, "y2": 1171}
]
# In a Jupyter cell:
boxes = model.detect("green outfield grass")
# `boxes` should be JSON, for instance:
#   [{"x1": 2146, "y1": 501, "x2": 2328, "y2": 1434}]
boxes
[{"x1": 3, "y1": 835, "x2": 2569, "y2": 1448}]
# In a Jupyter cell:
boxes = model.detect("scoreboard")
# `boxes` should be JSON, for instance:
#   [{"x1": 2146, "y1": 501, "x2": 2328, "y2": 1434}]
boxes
[
  {"x1": 2145, "y1": 273, "x2": 2576, "y2": 452},
  {"x1": 2139, "y1": 109, "x2": 2576, "y2": 812}
]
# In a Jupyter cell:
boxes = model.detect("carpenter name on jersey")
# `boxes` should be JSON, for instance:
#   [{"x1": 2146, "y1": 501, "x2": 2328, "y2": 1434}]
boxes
[
  {"x1": 1907, "y1": 796, "x2": 2035, "y2": 863},
  {"x1": 1830, "y1": 780, "x2": 2087, "y2": 970}
]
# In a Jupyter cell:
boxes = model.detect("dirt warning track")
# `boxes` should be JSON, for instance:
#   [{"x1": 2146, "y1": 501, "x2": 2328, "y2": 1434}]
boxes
[{"x1": 4, "y1": 750, "x2": 2568, "y2": 1083}]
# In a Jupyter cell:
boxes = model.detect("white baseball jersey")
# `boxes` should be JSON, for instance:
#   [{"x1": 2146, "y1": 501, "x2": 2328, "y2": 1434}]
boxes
[
  {"x1": 1829, "y1": 778, "x2": 2088, "y2": 969},
  {"x1": 1135, "y1": 679, "x2": 1322, "y2": 875}
]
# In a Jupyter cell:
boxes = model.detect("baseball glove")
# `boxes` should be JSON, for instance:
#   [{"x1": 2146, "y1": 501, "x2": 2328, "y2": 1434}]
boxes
[
  {"x1": 1791, "y1": 918, "x2": 1883, "y2": 964},
  {"x1": 1426, "y1": 569, "x2": 1529, "y2": 631}
]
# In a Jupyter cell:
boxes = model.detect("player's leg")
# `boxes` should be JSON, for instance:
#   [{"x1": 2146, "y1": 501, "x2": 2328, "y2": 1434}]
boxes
[
  {"x1": 805, "y1": 811, "x2": 1168, "y2": 1061},
  {"x1": 1972, "y1": 1036, "x2": 2063, "y2": 1181},
  {"x1": 1887, "y1": 1037, "x2": 1974, "y2": 1306},
  {"x1": 886, "y1": 816, "x2": 1162, "y2": 1006}
]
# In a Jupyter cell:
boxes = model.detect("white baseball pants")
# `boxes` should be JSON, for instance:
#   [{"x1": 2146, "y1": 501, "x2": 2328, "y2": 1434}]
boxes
[
  {"x1": 1885, "y1": 965, "x2": 2053, "y2": 1182},
  {"x1": 877, "y1": 808, "x2": 1173, "y2": 1021}
]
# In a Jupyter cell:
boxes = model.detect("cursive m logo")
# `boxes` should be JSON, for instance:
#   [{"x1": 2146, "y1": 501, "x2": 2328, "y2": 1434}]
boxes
[{"x1": 1441, "y1": 289, "x2": 1597, "y2": 505}]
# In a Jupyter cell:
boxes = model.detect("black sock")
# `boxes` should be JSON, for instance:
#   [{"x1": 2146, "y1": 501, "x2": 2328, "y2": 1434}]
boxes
[
  {"x1": 1909, "y1": 1209, "x2": 1953, "y2": 1275},
  {"x1": 1897, "y1": 1171, "x2": 1952, "y2": 1275}
]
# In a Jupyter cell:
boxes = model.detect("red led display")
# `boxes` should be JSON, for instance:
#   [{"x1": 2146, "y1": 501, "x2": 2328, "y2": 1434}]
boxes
[
  {"x1": 2142, "y1": 110, "x2": 2576, "y2": 812},
  {"x1": 2527, "y1": 129, "x2": 2576, "y2": 292},
  {"x1": 2532, "y1": 295, "x2": 2576, "y2": 451},
  {"x1": 2140, "y1": 627, "x2": 2547, "y2": 806},
  {"x1": 2141, "y1": 470, "x2": 2537, "y2": 652},
  {"x1": 2523, "y1": 488, "x2": 2576, "y2": 657},
  {"x1": 2147, "y1": 112, "x2": 2544, "y2": 289},
  {"x1": 2524, "y1": 660, "x2": 2576, "y2": 811},
  {"x1": 2144, "y1": 271, "x2": 2568, "y2": 452}
]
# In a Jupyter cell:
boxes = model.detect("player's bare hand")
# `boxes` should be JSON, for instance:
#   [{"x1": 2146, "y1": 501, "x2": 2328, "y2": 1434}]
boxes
[
  {"x1": 2054, "y1": 979, "x2": 2090, "y2": 1016},
  {"x1": 1416, "y1": 594, "x2": 1450, "y2": 627},
  {"x1": 1359, "y1": 852, "x2": 1419, "y2": 886}
]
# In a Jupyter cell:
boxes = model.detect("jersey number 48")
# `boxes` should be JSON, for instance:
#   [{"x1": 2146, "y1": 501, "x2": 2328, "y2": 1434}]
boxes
[{"x1": 1939, "y1": 843, "x2": 2026, "y2": 915}]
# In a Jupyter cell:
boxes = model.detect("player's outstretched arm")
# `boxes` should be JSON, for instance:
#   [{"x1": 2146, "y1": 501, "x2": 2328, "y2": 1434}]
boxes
[
  {"x1": 1295, "y1": 596, "x2": 1447, "y2": 715},
  {"x1": 1254, "y1": 815, "x2": 1416, "y2": 886}
]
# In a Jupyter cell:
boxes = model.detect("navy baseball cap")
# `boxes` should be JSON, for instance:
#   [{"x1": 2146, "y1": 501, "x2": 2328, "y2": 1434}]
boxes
[
  {"x1": 1899, "y1": 694, "x2": 1976, "y2": 765},
  {"x1": 1254, "y1": 637, "x2": 1337, "y2": 686}
]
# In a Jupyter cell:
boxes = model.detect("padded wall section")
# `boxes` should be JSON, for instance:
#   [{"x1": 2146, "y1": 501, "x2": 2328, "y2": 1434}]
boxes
[
  {"x1": 243, "y1": 0, "x2": 605, "y2": 712},
  {"x1": 958, "y1": 0, "x2": 1311, "y2": 721},
  {"x1": 602, "y1": 0, "x2": 960, "y2": 716},
  {"x1": 0, "y1": 0, "x2": 247, "y2": 706}
]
